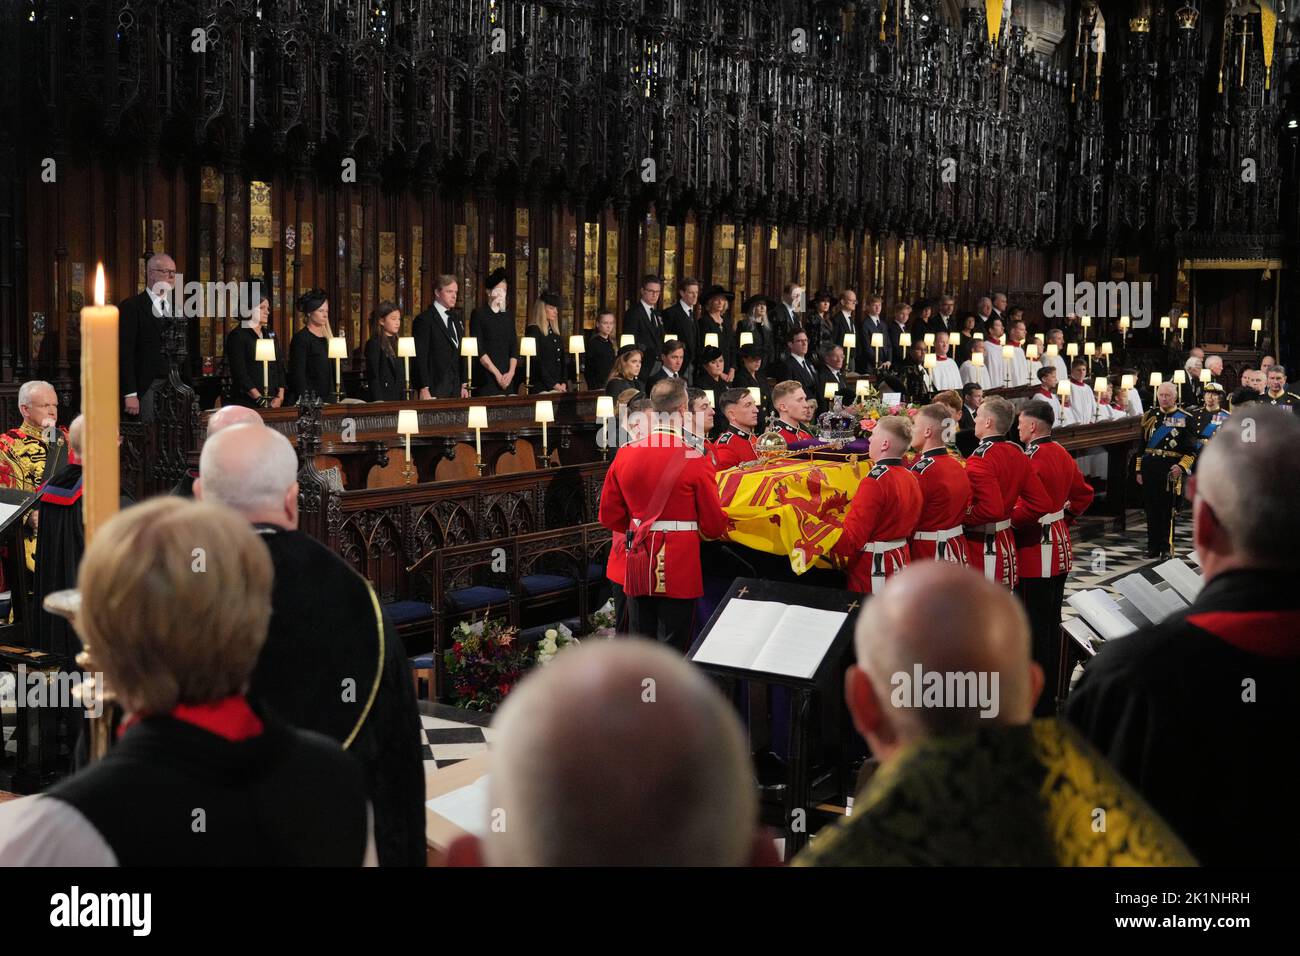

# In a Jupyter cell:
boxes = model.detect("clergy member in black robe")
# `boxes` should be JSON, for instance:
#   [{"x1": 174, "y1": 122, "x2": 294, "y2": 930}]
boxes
[
  {"x1": 471, "y1": 268, "x2": 520, "y2": 396},
  {"x1": 32, "y1": 460, "x2": 84, "y2": 658},
  {"x1": 249, "y1": 524, "x2": 426, "y2": 867}
]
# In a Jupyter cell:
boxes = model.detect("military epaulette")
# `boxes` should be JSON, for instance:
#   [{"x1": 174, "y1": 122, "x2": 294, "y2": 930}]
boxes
[
  {"x1": 910, "y1": 455, "x2": 934, "y2": 474},
  {"x1": 1026, "y1": 442, "x2": 1041, "y2": 456},
  {"x1": 868, "y1": 463, "x2": 890, "y2": 480},
  {"x1": 971, "y1": 439, "x2": 994, "y2": 458},
  {"x1": 716, "y1": 431, "x2": 735, "y2": 444}
]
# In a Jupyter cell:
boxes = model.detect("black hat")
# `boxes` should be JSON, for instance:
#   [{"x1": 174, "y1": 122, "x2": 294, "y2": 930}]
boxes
[
  {"x1": 699, "y1": 346, "x2": 724, "y2": 366},
  {"x1": 813, "y1": 289, "x2": 835, "y2": 305},
  {"x1": 738, "y1": 343, "x2": 765, "y2": 361},
  {"x1": 297, "y1": 288, "x2": 327, "y2": 314},
  {"x1": 540, "y1": 290, "x2": 565, "y2": 308},
  {"x1": 617, "y1": 342, "x2": 643, "y2": 358},
  {"x1": 701, "y1": 285, "x2": 733, "y2": 304},
  {"x1": 486, "y1": 267, "x2": 508, "y2": 291},
  {"x1": 742, "y1": 294, "x2": 774, "y2": 314}
]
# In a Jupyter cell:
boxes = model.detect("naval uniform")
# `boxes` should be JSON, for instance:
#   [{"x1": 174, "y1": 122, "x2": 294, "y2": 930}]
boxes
[
  {"x1": 1192, "y1": 405, "x2": 1229, "y2": 458},
  {"x1": 1137, "y1": 405, "x2": 1197, "y2": 559},
  {"x1": 1263, "y1": 390, "x2": 1300, "y2": 414},
  {"x1": 832, "y1": 457, "x2": 923, "y2": 594}
]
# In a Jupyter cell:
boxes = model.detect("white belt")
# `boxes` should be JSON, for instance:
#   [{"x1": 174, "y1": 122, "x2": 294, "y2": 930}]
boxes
[
  {"x1": 914, "y1": 525, "x2": 966, "y2": 563},
  {"x1": 631, "y1": 519, "x2": 698, "y2": 532},
  {"x1": 1038, "y1": 509, "x2": 1067, "y2": 576},
  {"x1": 861, "y1": 539, "x2": 908, "y2": 593},
  {"x1": 966, "y1": 520, "x2": 1011, "y2": 534},
  {"x1": 965, "y1": 520, "x2": 1011, "y2": 582}
]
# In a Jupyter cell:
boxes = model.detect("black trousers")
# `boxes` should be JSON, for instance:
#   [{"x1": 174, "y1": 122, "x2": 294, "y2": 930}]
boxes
[
  {"x1": 1015, "y1": 573, "x2": 1068, "y2": 717},
  {"x1": 1141, "y1": 456, "x2": 1179, "y2": 557},
  {"x1": 611, "y1": 581, "x2": 627, "y2": 634},
  {"x1": 629, "y1": 596, "x2": 696, "y2": 653}
]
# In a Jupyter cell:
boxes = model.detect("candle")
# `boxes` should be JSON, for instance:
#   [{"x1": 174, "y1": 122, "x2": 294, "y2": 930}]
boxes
[
  {"x1": 82, "y1": 264, "x2": 120, "y2": 543},
  {"x1": 328, "y1": 334, "x2": 347, "y2": 389},
  {"x1": 461, "y1": 336, "x2": 478, "y2": 389},
  {"x1": 397, "y1": 336, "x2": 416, "y2": 394},
  {"x1": 397, "y1": 408, "x2": 418, "y2": 465},
  {"x1": 738, "y1": 331, "x2": 754, "y2": 347},
  {"x1": 536, "y1": 399, "x2": 554, "y2": 458},
  {"x1": 704, "y1": 332, "x2": 720, "y2": 349},
  {"x1": 255, "y1": 337, "x2": 276, "y2": 391},
  {"x1": 1001, "y1": 345, "x2": 1013, "y2": 386},
  {"x1": 519, "y1": 335, "x2": 536, "y2": 385},
  {"x1": 569, "y1": 335, "x2": 585, "y2": 382},
  {"x1": 468, "y1": 405, "x2": 488, "y2": 458},
  {"x1": 1119, "y1": 316, "x2": 1130, "y2": 331},
  {"x1": 1199, "y1": 368, "x2": 1212, "y2": 384}
]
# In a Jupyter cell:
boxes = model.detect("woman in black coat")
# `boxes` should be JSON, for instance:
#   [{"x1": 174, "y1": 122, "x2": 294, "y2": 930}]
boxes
[
  {"x1": 697, "y1": 285, "x2": 737, "y2": 374},
  {"x1": 731, "y1": 343, "x2": 773, "y2": 409},
  {"x1": 289, "y1": 289, "x2": 335, "y2": 402},
  {"x1": 525, "y1": 292, "x2": 570, "y2": 393},
  {"x1": 603, "y1": 345, "x2": 645, "y2": 400},
  {"x1": 364, "y1": 301, "x2": 404, "y2": 402},
  {"x1": 584, "y1": 310, "x2": 618, "y2": 392},
  {"x1": 226, "y1": 293, "x2": 285, "y2": 408},
  {"x1": 471, "y1": 268, "x2": 520, "y2": 396}
]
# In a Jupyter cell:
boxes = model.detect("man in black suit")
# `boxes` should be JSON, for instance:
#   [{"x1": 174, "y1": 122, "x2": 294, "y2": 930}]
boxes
[
  {"x1": 623, "y1": 274, "x2": 664, "y2": 384},
  {"x1": 956, "y1": 382, "x2": 983, "y2": 457},
  {"x1": 816, "y1": 343, "x2": 852, "y2": 413},
  {"x1": 885, "y1": 302, "x2": 913, "y2": 367},
  {"x1": 661, "y1": 276, "x2": 699, "y2": 378},
  {"x1": 647, "y1": 340, "x2": 688, "y2": 388},
  {"x1": 831, "y1": 288, "x2": 857, "y2": 352},
  {"x1": 990, "y1": 292, "x2": 1009, "y2": 331},
  {"x1": 119, "y1": 252, "x2": 177, "y2": 420},
  {"x1": 856, "y1": 293, "x2": 889, "y2": 375},
  {"x1": 780, "y1": 328, "x2": 819, "y2": 396},
  {"x1": 412, "y1": 273, "x2": 468, "y2": 399},
  {"x1": 929, "y1": 294, "x2": 959, "y2": 334}
]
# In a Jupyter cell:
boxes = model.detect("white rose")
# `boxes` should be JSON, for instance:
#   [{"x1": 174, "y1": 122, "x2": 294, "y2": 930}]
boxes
[{"x1": 545, "y1": 628, "x2": 558, "y2": 640}]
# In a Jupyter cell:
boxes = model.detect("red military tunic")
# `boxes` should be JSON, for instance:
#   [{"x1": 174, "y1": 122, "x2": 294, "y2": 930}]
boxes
[
  {"x1": 962, "y1": 436, "x2": 1052, "y2": 587},
  {"x1": 908, "y1": 447, "x2": 972, "y2": 564},
  {"x1": 598, "y1": 429, "x2": 730, "y2": 599},
  {"x1": 1013, "y1": 437, "x2": 1094, "y2": 578},
  {"x1": 711, "y1": 425, "x2": 758, "y2": 469},
  {"x1": 832, "y1": 458, "x2": 923, "y2": 594},
  {"x1": 774, "y1": 419, "x2": 815, "y2": 443}
]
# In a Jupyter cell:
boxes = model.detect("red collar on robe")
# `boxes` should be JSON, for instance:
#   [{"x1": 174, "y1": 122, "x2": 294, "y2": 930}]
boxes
[
  {"x1": 119, "y1": 694, "x2": 264, "y2": 741},
  {"x1": 1185, "y1": 611, "x2": 1300, "y2": 657},
  {"x1": 1038, "y1": 387, "x2": 1053, "y2": 398},
  {"x1": 986, "y1": 336, "x2": 1003, "y2": 345}
]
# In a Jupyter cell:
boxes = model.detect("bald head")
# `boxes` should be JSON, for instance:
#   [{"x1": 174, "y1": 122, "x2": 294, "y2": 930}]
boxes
[
  {"x1": 67, "y1": 415, "x2": 85, "y2": 457},
  {"x1": 195, "y1": 424, "x2": 299, "y2": 528},
  {"x1": 847, "y1": 563, "x2": 1038, "y2": 762},
  {"x1": 482, "y1": 641, "x2": 757, "y2": 866},
  {"x1": 207, "y1": 404, "x2": 264, "y2": 436}
]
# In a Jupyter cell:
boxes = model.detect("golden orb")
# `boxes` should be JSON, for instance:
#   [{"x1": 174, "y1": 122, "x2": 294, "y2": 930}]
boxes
[{"x1": 755, "y1": 430, "x2": 789, "y2": 459}]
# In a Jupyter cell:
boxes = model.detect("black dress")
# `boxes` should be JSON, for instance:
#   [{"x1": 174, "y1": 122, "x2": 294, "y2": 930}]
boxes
[
  {"x1": 526, "y1": 324, "x2": 569, "y2": 392},
  {"x1": 732, "y1": 365, "x2": 773, "y2": 408},
  {"x1": 584, "y1": 333, "x2": 617, "y2": 392},
  {"x1": 364, "y1": 336, "x2": 404, "y2": 402},
  {"x1": 697, "y1": 314, "x2": 736, "y2": 372},
  {"x1": 471, "y1": 306, "x2": 519, "y2": 396},
  {"x1": 289, "y1": 327, "x2": 334, "y2": 402},
  {"x1": 604, "y1": 377, "x2": 643, "y2": 401},
  {"x1": 226, "y1": 325, "x2": 285, "y2": 407}
]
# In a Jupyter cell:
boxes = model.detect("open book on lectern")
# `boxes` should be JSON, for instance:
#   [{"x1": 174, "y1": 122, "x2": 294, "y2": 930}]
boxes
[
  {"x1": 0, "y1": 487, "x2": 39, "y2": 539},
  {"x1": 689, "y1": 578, "x2": 860, "y2": 683}
]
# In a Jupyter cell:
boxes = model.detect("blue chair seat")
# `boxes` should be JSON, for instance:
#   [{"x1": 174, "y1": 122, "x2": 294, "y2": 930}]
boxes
[
  {"x1": 586, "y1": 562, "x2": 607, "y2": 582},
  {"x1": 409, "y1": 653, "x2": 436, "y2": 669},
  {"x1": 385, "y1": 600, "x2": 434, "y2": 626},
  {"x1": 446, "y1": 586, "x2": 511, "y2": 611},
  {"x1": 520, "y1": 573, "x2": 577, "y2": 596}
]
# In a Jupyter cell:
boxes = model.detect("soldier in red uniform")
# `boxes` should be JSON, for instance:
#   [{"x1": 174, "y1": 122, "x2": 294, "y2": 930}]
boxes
[
  {"x1": 1013, "y1": 401, "x2": 1094, "y2": 714},
  {"x1": 907, "y1": 404, "x2": 972, "y2": 564},
  {"x1": 712, "y1": 388, "x2": 760, "y2": 469},
  {"x1": 832, "y1": 415, "x2": 923, "y2": 593},
  {"x1": 604, "y1": 398, "x2": 654, "y2": 633},
  {"x1": 771, "y1": 380, "x2": 816, "y2": 443},
  {"x1": 599, "y1": 378, "x2": 730, "y2": 651},
  {"x1": 962, "y1": 395, "x2": 1052, "y2": 587}
]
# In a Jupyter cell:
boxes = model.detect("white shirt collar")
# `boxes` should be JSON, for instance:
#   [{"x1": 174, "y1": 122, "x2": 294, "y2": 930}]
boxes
[
  {"x1": 679, "y1": 300, "x2": 691, "y2": 313},
  {"x1": 147, "y1": 286, "x2": 171, "y2": 315},
  {"x1": 435, "y1": 301, "x2": 449, "y2": 321}
]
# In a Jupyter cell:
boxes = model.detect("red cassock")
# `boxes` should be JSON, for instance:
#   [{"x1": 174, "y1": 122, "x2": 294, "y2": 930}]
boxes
[
  {"x1": 962, "y1": 436, "x2": 1052, "y2": 587},
  {"x1": 598, "y1": 432, "x2": 730, "y2": 599},
  {"x1": 832, "y1": 459, "x2": 923, "y2": 594},
  {"x1": 711, "y1": 427, "x2": 758, "y2": 469},
  {"x1": 1012, "y1": 438, "x2": 1094, "y2": 578},
  {"x1": 908, "y1": 448, "x2": 972, "y2": 565}
]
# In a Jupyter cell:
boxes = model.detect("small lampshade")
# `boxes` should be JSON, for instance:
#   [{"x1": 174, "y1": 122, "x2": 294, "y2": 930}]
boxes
[
  {"x1": 596, "y1": 396, "x2": 615, "y2": 419},
  {"x1": 972, "y1": 352, "x2": 985, "y2": 367},
  {"x1": 1084, "y1": 342, "x2": 1096, "y2": 356},
  {"x1": 1001, "y1": 345, "x2": 1014, "y2": 360},
  {"x1": 855, "y1": 380, "x2": 869, "y2": 397},
  {"x1": 460, "y1": 336, "x2": 478, "y2": 357},
  {"x1": 1251, "y1": 318, "x2": 1263, "y2": 332},
  {"x1": 1058, "y1": 381, "x2": 1071, "y2": 397},
  {"x1": 467, "y1": 405, "x2": 488, "y2": 430},
  {"x1": 923, "y1": 333, "x2": 935, "y2": 348},
  {"x1": 704, "y1": 332, "x2": 720, "y2": 349},
  {"x1": 1094, "y1": 376, "x2": 1107, "y2": 392},
  {"x1": 870, "y1": 332, "x2": 884, "y2": 348},
  {"x1": 1101, "y1": 342, "x2": 1113, "y2": 355},
  {"x1": 748, "y1": 387, "x2": 762, "y2": 404},
  {"x1": 519, "y1": 336, "x2": 537, "y2": 357},
  {"x1": 1122, "y1": 374, "x2": 1136, "y2": 390},
  {"x1": 1081, "y1": 315, "x2": 1092, "y2": 328},
  {"x1": 1199, "y1": 368, "x2": 1212, "y2": 384},
  {"x1": 1149, "y1": 372, "x2": 1163, "y2": 387},
  {"x1": 255, "y1": 338, "x2": 277, "y2": 363},
  {"x1": 1119, "y1": 316, "x2": 1131, "y2": 330},
  {"x1": 535, "y1": 400, "x2": 555, "y2": 424},
  {"x1": 738, "y1": 331, "x2": 754, "y2": 347},
  {"x1": 328, "y1": 336, "x2": 348, "y2": 359},
  {"x1": 620, "y1": 333, "x2": 635, "y2": 348},
  {"x1": 843, "y1": 332, "x2": 857, "y2": 350},
  {"x1": 1172, "y1": 369, "x2": 1186, "y2": 384},
  {"x1": 824, "y1": 382, "x2": 837, "y2": 399},
  {"x1": 899, "y1": 333, "x2": 912, "y2": 348},
  {"x1": 1066, "y1": 343, "x2": 1079, "y2": 357},
  {"x1": 702, "y1": 390, "x2": 715, "y2": 407},
  {"x1": 1025, "y1": 344, "x2": 1039, "y2": 360},
  {"x1": 569, "y1": 335, "x2": 585, "y2": 354},
  {"x1": 1045, "y1": 344, "x2": 1059, "y2": 358},
  {"x1": 397, "y1": 409, "x2": 419, "y2": 435},
  {"x1": 949, "y1": 332, "x2": 960, "y2": 345},
  {"x1": 1177, "y1": 317, "x2": 1189, "y2": 330},
  {"x1": 973, "y1": 332, "x2": 984, "y2": 341},
  {"x1": 1159, "y1": 317, "x2": 1171, "y2": 330},
  {"x1": 923, "y1": 353, "x2": 937, "y2": 369}
]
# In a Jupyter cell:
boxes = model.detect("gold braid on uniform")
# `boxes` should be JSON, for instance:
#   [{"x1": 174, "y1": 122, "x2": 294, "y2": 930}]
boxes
[{"x1": 341, "y1": 579, "x2": 388, "y2": 750}]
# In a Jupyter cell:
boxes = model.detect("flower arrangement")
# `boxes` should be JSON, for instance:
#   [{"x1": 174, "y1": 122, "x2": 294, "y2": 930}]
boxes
[
  {"x1": 588, "y1": 597, "x2": 618, "y2": 638},
  {"x1": 853, "y1": 401, "x2": 922, "y2": 432},
  {"x1": 443, "y1": 616, "x2": 530, "y2": 712},
  {"x1": 536, "y1": 623, "x2": 579, "y2": 667}
]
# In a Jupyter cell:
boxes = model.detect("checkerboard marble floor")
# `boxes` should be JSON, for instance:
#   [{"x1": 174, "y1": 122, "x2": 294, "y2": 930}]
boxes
[
  {"x1": 1063, "y1": 515, "x2": 1196, "y2": 623},
  {"x1": 418, "y1": 704, "x2": 494, "y2": 772}
]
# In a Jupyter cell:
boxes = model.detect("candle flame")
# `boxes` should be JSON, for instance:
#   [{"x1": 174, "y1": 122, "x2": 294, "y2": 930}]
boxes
[{"x1": 94, "y1": 263, "x2": 106, "y2": 306}]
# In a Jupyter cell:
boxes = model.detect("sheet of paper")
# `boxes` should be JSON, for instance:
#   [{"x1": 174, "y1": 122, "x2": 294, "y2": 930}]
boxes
[
  {"x1": 1067, "y1": 589, "x2": 1137, "y2": 641},
  {"x1": 1155, "y1": 558, "x2": 1203, "y2": 603},
  {"x1": 692, "y1": 599, "x2": 789, "y2": 671},
  {"x1": 0, "y1": 502, "x2": 21, "y2": 531},
  {"x1": 425, "y1": 775, "x2": 491, "y2": 838},
  {"x1": 882, "y1": 392, "x2": 902, "y2": 408},
  {"x1": 749, "y1": 605, "x2": 848, "y2": 679},
  {"x1": 1114, "y1": 573, "x2": 1184, "y2": 625}
]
